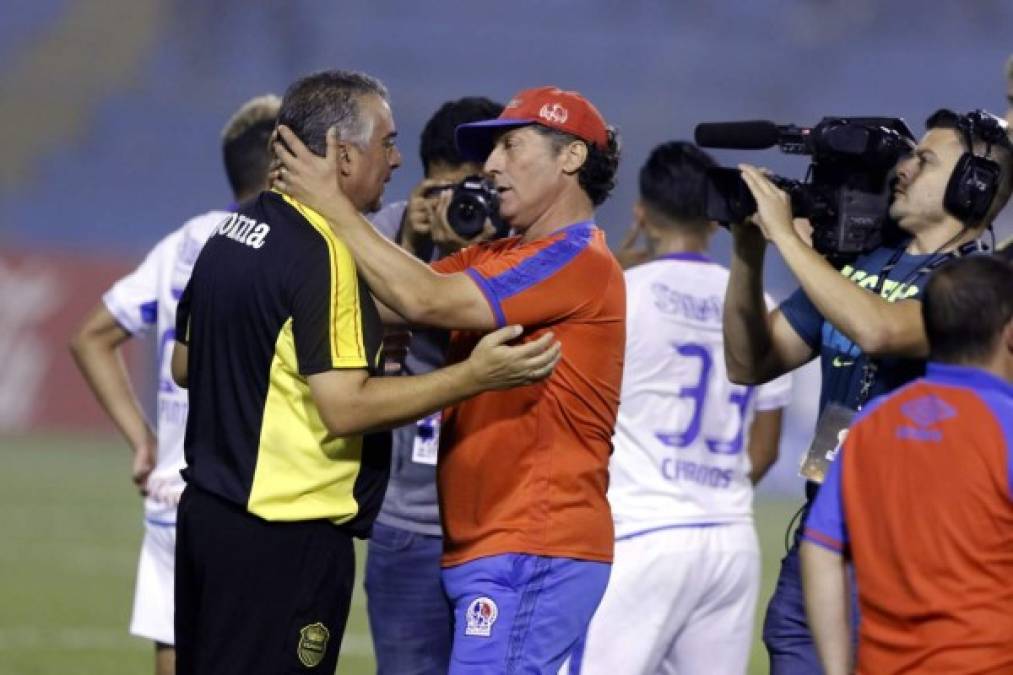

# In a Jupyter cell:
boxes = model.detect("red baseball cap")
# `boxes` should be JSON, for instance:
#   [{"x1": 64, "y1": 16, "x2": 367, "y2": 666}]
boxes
[{"x1": 455, "y1": 86, "x2": 609, "y2": 161}]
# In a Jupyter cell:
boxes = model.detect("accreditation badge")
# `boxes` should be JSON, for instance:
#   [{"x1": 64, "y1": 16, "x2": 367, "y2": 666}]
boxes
[
  {"x1": 411, "y1": 412, "x2": 441, "y2": 466},
  {"x1": 798, "y1": 402, "x2": 855, "y2": 484}
]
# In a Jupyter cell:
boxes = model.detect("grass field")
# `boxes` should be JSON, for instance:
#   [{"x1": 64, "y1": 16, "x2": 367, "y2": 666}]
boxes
[{"x1": 1, "y1": 434, "x2": 801, "y2": 674}]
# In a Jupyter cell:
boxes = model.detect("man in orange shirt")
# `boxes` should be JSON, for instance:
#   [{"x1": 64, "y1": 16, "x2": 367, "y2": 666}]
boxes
[
  {"x1": 801, "y1": 255, "x2": 1013, "y2": 674},
  {"x1": 273, "y1": 86, "x2": 624, "y2": 673}
]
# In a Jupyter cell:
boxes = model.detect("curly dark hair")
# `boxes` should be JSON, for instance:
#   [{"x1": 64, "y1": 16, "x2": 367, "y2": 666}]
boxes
[{"x1": 533, "y1": 126, "x2": 621, "y2": 206}]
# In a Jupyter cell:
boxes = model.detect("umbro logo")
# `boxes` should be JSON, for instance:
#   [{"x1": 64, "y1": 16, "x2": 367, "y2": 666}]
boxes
[
  {"x1": 900, "y1": 394, "x2": 956, "y2": 427},
  {"x1": 895, "y1": 393, "x2": 956, "y2": 443}
]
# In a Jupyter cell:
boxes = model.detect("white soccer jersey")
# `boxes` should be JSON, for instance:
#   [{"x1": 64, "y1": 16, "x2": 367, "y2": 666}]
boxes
[
  {"x1": 609, "y1": 253, "x2": 792, "y2": 538},
  {"x1": 103, "y1": 210, "x2": 226, "y2": 519}
]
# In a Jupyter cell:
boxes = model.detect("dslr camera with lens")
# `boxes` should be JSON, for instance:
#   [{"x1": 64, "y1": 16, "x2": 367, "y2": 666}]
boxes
[
  {"x1": 695, "y1": 117, "x2": 916, "y2": 262},
  {"x1": 423, "y1": 175, "x2": 508, "y2": 239}
]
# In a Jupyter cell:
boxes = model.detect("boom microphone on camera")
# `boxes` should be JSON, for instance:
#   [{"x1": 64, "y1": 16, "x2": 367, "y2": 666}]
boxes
[
  {"x1": 697, "y1": 116, "x2": 916, "y2": 261},
  {"x1": 694, "y1": 121, "x2": 782, "y2": 150}
]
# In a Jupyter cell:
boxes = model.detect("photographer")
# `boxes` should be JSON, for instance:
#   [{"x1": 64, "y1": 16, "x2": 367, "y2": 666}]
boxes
[
  {"x1": 364, "y1": 95, "x2": 503, "y2": 675},
  {"x1": 724, "y1": 109, "x2": 1013, "y2": 673}
]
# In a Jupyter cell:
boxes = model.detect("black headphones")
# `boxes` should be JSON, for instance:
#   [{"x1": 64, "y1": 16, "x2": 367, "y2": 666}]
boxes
[{"x1": 927, "y1": 108, "x2": 1012, "y2": 224}]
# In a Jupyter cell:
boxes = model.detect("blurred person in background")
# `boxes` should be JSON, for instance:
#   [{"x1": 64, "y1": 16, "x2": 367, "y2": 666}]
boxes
[
  {"x1": 364, "y1": 95, "x2": 504, "y2": 675},
  {"x1": 171, "y1": 70, "x2": 558, "y2": 675},
  {"x1": 69, "y1": 94, "x2": 280, "y2": 675},
  {"x1": 802, "y1": 254, "x2": 1013, "y2": 675},
  {"x1": 272, "y1": 84, "x2": 624, "y2": 674},
  {"x1": 1006, "y1": 55, "x2": 1013, "y2": 129},
  {"x1": 564, "y1": 141, "x2": 791, "y2": 674},
  {"x1": 725, "y1": 108, "x2": 1013, "y2": 674}
]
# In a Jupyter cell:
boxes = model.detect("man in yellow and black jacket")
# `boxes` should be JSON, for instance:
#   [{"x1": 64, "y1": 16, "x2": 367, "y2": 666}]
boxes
[{"x1": 171, "y1": 70, "x2": 560, "y2": 675}]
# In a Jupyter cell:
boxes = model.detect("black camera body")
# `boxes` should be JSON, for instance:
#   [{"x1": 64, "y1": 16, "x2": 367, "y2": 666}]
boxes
[
  {"x1": 697, "y1": 117, "x2": 916, "y2": 261},
  {"x1": 423, "y1": 175, "x2": 505, "y2": 239}
]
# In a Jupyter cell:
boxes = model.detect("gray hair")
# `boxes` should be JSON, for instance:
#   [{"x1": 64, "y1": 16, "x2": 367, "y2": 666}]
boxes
[{"x1": 278, "y1": 70, "x2": 388, "y2": 154}]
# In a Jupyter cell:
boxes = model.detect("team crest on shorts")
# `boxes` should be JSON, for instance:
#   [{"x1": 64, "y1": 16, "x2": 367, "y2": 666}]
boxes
[
  {"x1": 297, "y1": 622, "x2": 329, "y2": 668},
  {"x1": 465, "y1": 596, "x2": 499, "y2": 637}
]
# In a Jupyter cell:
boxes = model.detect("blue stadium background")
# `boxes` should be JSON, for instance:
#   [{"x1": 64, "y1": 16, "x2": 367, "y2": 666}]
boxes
[{"x1": 2, "y1": 1, "x2": 1012, "y2": 495}]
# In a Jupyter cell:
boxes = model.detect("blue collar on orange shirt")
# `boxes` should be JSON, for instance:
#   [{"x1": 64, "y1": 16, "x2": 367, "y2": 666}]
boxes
[{"x1": 925, "y1": 362, "x2": 1013, "y2": 398}]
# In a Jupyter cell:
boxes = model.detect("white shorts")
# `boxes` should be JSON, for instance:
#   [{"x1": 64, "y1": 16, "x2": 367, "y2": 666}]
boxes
[
  {"x1": 129, "y1": 516, "x2": 177, "y2": 645},
  {"x1": 564, "y1": 522, "x2": 759, "y2": 675}
]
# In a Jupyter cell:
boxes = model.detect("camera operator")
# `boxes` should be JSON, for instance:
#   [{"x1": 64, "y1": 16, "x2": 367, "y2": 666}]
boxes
[
  {"x1": 364, "y1": 95, "x2": 503, "y2": 675},
  {"x1": 724, "y1": 109, "x2": 1013, "y2": 674}
]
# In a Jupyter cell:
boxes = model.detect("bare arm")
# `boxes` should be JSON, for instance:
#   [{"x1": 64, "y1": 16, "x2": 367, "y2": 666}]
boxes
[
  {"x1": 747, "y1": 407, "x2": 783, "y2": 484},
  {"x1": 373, "y1": 296, "x2": 409, "y2": 328},
  {"x1": 724, "y1": 222, "x2": 815, "y2": 384},
  {"x1": 69, "y1": 304, "x2": 156, "y2": 491},
  {"x1": 308, "y1": 325, "x2": 559, "y2": 437},
  {"x1": 740, "y1": 164, "x2": 929, "y2": 359},
  {"x1": 801, "y1": 542, "x2": 853, "y2": 675},
  {"x1": 274, "y1": 126, "x2": 497, "y2": 331},
  {"x1": 773, "y1": 232, "x2": 927, "y2": 358},
  {"x1": 171, "y1": 342, "x2": 188, "y2": 388}
]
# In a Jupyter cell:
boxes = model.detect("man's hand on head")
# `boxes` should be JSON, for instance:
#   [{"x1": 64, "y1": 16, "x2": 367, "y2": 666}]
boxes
[{"x1": 271, "y1": 125, "x2": 351, "y2": 216}]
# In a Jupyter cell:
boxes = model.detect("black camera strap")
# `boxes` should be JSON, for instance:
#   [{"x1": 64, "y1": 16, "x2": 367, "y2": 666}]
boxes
[{"x1": 853, "y1": 237, "x2": 987, "y2": 408}]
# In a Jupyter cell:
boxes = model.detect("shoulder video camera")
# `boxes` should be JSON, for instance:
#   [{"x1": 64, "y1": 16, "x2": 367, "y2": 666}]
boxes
[
  {"x1": 423, "y1": 175, "x2": 507, "y2": 239},
  {"x1": 695, "y1": 117, "x2": 916, "y2": 261}
]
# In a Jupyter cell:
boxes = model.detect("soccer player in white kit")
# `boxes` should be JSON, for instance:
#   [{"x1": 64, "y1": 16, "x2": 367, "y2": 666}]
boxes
[
  {"x1": 69, "y1": 95, "x2": 279, "y2": 675},
  {"x1": 565, "y1": 142, "x2": 791, "y2": 675}
]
